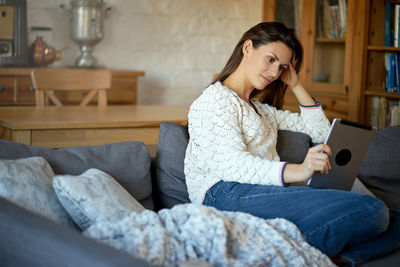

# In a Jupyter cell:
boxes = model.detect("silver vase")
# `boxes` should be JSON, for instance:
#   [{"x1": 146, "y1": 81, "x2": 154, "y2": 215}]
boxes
[{"x1": 71, "y1": 0, "x2": 105, "y2": 68}]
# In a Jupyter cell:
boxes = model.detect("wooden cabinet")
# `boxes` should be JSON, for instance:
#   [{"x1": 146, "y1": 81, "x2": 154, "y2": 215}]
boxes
[
  {"x1": 0, "y1": 68, "x2": 145, "y2": 106},
  {"x1": 361, "y1": 0, "x2": 400, "y2": 128},
  {"x1": 0, "y1": 76, "x2": 16, "y2": 104},
  {"x1": 263, "y1": 0, "x2": 367, "y2": 122},
  {"x1": 0, "y1": 74, "x2": 36, "y2": 105}
]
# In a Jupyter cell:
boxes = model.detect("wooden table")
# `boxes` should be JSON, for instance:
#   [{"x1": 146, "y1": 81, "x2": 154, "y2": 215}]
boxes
[{"x1": 0, "y1": 106, "x2": 189, "y2": 152}]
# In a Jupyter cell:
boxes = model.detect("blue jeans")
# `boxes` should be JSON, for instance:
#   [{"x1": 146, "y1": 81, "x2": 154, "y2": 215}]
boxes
[{"x1": 203, "y1": 181, "x2": 400, "y2": 266}]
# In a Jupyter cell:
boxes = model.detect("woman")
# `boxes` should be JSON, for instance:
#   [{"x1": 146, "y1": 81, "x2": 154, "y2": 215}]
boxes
[{"x1": 184, "y1": 22, "x2": 400, "y2": 265}]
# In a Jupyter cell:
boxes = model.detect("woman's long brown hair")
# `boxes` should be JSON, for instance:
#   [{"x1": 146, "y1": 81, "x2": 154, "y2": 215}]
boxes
[{"x1": 212, "y1": 22, "x2": 303, "y2": 110}]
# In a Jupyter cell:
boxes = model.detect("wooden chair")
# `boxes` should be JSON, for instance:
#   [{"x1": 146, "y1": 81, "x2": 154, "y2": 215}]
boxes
[{"x1": 31, "y1": 69, "x2": 112, "y2": 107}]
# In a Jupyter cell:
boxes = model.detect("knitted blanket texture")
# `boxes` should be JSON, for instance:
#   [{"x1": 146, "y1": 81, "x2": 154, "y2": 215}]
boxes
[{"x1": 84, "y1": 204, "x2": 335, "y2": 267}]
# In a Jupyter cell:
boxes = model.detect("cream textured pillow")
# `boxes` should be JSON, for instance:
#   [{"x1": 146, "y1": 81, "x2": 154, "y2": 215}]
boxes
[
  {"x1": 53, "y1": 168, "x2": 146, "y2": 231},
  {"x1": 0, "y1": 157, "x2": 76, "y2": 228}
]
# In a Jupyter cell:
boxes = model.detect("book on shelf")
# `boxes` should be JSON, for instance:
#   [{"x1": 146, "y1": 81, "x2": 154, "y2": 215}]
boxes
[
  {"x1": 384, "y1": 52, "x2": 400, "y2": 92},
  {"x1": 384, "y1": 2, "x2": 400, "y2": 47},
  {"x1": 338, "y1": 0, "x2": 346, "y2": 38},
  {"x1": 294, "y1": 0, "x2": 303, "y2": 38},
  {"x1": 385, "y1": 2, "x2": 392, "y2": 46},
  {"x1": 395, "y1": 5, "x2": 400, "y2": 46},
  {"x1": 390, "y1": 102, "x2": 399, "y2": 126},
  {"x1": 370, "y1": 96, "x2": 380, "y2": 129},
  {"x1": 370, "y1": 96, "x2": 400, "y2": 128},
  {"x1": 317, "y1": 0, "x2": 347, "y2": 39},
  {"x1": 395, "y1": 54, "x2": 398, "y2": 92}
]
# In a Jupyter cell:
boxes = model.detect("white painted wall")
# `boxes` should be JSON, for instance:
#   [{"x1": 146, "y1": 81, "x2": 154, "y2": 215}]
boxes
[{"x1": 27, "y1": 0, "x2": 262, "y2": 104}]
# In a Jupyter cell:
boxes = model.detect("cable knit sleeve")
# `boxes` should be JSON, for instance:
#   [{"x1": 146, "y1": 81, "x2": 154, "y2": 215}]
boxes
[
  {"x1": 270, "y1": 101, "x2": 331, "y2": 144},
  {"x1": 187, "y1": 89, "x2": 286, "y2": 187}
]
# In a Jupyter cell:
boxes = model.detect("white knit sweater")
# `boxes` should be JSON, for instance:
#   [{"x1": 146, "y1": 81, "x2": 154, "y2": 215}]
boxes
[{"x1": 184, "y1": 81, "x2": 331, "y2": 204}]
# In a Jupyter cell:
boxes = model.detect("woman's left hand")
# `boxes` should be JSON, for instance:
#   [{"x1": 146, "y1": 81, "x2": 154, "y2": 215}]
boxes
[{"x1": 280, "y1": 62, "x2": 299, "y2": 88}]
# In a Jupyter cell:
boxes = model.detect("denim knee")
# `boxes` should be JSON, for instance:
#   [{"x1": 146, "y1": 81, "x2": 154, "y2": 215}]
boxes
[
  {"x1": 303, "y1": 193, "x2": 389, "y2": 257},
  {"x1": 335, "y1": 194, "x2": 390, "y2": 249},
  {"x1": 351, "y1": 195, "x2": 389, "y2": 242}
]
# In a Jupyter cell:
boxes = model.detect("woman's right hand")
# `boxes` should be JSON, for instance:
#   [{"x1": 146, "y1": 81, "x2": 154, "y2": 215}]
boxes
[
  {"x1": 283, "y1": 144, "x2": 332, "y2": 183},
  {"x1": 299, "y1": 144, "x2": 332, "y2": 179},
  {"x1": 280, "y1": 62, "x2": 299, "y2": 88}
]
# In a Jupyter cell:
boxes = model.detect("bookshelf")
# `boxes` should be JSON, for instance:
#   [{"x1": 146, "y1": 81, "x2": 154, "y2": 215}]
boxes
[
  {"x1": 263, "y1": 0, "x2": 400, "y2": 127},
  {"x1": 263, "y1": 0, "x2": 366, "y2": 122},
  {"x1": 363, "y1": 0, "x2": 400, "y2": 128}
]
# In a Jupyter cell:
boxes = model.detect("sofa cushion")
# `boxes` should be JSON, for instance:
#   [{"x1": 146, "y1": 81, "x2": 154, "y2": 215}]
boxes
[
  {"x1": 358, "y1": 126, "x2": 400, "y2": 209},
  {"x1": 0, "y1": 140, "x2": 154, "y2": 210},
  {"x1": 53, "y1": 168, "x2": 145, "y2": 231},
  {"x1": 0, "y1": 157, "x2": 76, "y2": 228},
  {"x1": 155, "y1": 122, "x2": 312, "y2": 209},
  {"x1": 276, "y1": 130, "x2": 312, "y2": 164},
  {"x1": 155, "y1": 122, "x2": 191, "y2": 209}
]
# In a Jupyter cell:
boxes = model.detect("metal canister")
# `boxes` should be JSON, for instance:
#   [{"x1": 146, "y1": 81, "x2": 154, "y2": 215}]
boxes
[{"x1": 71, "y1": 0, "x2": 105, "y2": 67}]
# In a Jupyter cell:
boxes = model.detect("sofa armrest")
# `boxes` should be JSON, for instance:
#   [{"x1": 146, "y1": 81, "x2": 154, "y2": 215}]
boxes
[{"x1": 0, "y1": 197, "x2": 150, "y2": 267}]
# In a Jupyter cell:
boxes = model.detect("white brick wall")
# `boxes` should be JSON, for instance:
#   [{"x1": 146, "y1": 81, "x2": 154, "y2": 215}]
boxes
[{"x1": 27, "y1": 0, "x2": 262, "y2": 104}]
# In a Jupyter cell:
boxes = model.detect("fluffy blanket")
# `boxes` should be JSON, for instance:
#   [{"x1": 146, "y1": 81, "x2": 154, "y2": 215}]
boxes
[{"x1": 84, "y1": 204, "x2": 335, "y2": 267}]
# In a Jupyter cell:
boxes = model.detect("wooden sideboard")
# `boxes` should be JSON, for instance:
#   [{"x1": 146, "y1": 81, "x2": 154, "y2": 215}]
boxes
[{"x1": 0, "y1": 68, "x2": 145, "y2": 106}]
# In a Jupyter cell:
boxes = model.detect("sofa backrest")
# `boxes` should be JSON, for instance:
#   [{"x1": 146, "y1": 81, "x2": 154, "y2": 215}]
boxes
[
  {"x1": 358, "y1": 126, "x2": 400, "y2": 209},
  {"x1": 0, "y1": 140, "x2": 154, "y2": 210},
  {"x1": 154, "y1": 123, "x2": 400, "y2": 210}
]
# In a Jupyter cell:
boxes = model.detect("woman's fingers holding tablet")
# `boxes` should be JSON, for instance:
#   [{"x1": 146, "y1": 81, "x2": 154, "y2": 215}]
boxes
[
  {"x1": 305, "y1": 144, "x2": 332, "y2": 174},
  {"x1": 285, "y1": 144, "x2": 333, "y2": 183},
  {"x1": 309, "y1": 143, "x2": 332, "y2": 155}
]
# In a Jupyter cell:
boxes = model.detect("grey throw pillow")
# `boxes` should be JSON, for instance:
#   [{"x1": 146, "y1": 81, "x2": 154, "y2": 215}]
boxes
[
  {"x1": 155, "y1": 122, "x2": 191, "y2": 209},
  {"x1": 154, "y1": 122, "x2": 312, "y2": 210},
  {"x1": 53, "y1": 168, "x2": 146, "y2": 231},
  {"x1": 358, "y1": 126, "x2": 400, "y2": 209},
  {"x1": 0, "y1": 157, "x2": 76, "y2": 228},
  {"x1": 276, "y1": 130, "x2": 312, "y2": 163},
  {"x1": 0, "y1": 140, "x2": 154, "y2": 210}
]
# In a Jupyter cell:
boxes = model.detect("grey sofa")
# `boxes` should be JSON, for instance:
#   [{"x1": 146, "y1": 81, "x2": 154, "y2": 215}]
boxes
[{"x1": 0, "y1": 122, "x2": 399, "y2": 267}]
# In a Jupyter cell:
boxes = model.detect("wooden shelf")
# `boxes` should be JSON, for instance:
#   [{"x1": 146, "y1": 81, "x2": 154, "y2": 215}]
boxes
[
  {"x1": 315, "y1": 38, "x2": 345, "y2": 43},
  {"x1": 367, "y1": 46, "x2": 400, "y2": 52},
  {"x1": 365, "y1": 90, "x2": 400, "y2": 99},
  {"x1": 310, "y1": 82, "x2": 347, "y2": 97}
]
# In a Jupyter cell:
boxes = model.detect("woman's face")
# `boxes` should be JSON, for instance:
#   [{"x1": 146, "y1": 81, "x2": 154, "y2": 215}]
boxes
[{"x1": 243, "y1": 41, "x2": 293, "y2": 90}]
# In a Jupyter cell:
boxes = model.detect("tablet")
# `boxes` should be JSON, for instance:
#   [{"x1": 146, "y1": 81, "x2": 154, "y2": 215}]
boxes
[{"x1": 307, "y1": 118, "x2": 376, "y2": 191}]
